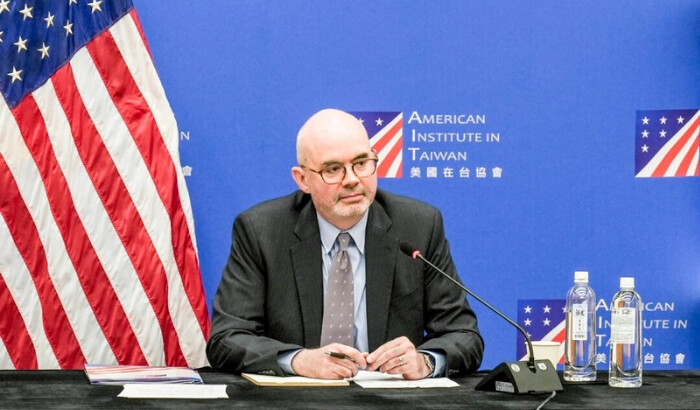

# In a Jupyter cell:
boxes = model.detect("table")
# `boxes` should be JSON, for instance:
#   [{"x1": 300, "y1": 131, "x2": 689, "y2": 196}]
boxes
[{"x1": 0, "y1": 369, "x2": 697, "y2": 409}]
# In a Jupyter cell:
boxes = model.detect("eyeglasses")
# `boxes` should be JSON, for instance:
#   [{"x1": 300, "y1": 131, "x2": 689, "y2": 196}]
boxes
[{"x1": 301, "y1": 156, "x2": 379, "y2": 184}]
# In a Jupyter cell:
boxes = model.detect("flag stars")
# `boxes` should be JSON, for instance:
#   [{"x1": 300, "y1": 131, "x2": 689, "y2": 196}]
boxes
[
  {"x1": 375, "y1": 117, "x2": 383, "y2": 126},
  {"x1": 64, "y1": 21, "x2": 74, "y2": 36},
  {"x1": 14, "y1": 36, "x2": 28, "y2": 53},
  {"x1": 19, "y1": 3, "x2": 33, "y2": 20},
  {"x1": 659, "y1": 130, "x2": 667, "y2": 138},
  {"x1": 38, "y1": 43, "x2": 50, "y2": 59},
  {"x1": 0, "y1": 0, "x2": 9, "y2": 14},
  {"x1": 641, "y1": 130, "x2": 649, "y2": 138},
  {"x1": 88, "y1": 0, "x2": 103, "y2": 13},
  {"x1": 543, "y1": 318, "x2": 551, "y2": 326},
  {"x1": 524, "y1": 318, "x2": 532, "y2": 326},
  {"x1": 543, "y1": 305, "x2": 551, "y2": 314},
  {"x1": 7, "y1": 66, "x2": 22, "y2": 83},
  {"x1": 677, "y1": 116, "x2": 685, "y2": 124},
  {"x1": 660, "y1": 116, "x2": 667, "y2": 125},
  {"x1": 641, "y1": 144, "x2": 649, "y2": 153},
  {"x1": 0, "y1": 31, "x2": 4, "y2": 43},
  {"x1": 524, "y1": 305, "x2": 532, "y2": 314},
  {"x1": 642, "y1": 116, "x2": 650, "y2": 125},
  {"x1": 69, "y1": 0, "x2": 78, "y2": 4},
  {"x1": 44, "y1": 12, "x2": 55, "y2": 28}
]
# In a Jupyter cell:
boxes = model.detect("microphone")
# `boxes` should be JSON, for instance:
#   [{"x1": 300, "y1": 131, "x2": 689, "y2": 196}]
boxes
[{"x1": 399, "y1": 241, "x2": 563, "y2": 395}]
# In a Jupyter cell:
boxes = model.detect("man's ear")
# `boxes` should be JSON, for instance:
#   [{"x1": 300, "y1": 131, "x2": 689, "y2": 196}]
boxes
[{"x1": 291, "y1": 166, "x2": 311, "y2": 193}]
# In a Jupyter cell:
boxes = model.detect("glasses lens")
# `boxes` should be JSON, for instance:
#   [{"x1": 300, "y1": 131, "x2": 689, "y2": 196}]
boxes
[
  {"x1": 353, "y1": 159, "x2": 377, "y2": 177},
  {"x1": 321, "y1": 166, "x2": 344, "y2": 183}
]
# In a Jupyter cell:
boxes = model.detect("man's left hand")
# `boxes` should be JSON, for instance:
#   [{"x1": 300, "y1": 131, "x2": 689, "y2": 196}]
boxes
[{"x1": 365, "y1": 336, "x2": 431, "y2": 380}]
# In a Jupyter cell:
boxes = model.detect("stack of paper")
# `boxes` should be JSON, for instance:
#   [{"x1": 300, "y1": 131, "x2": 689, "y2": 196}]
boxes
[{"x1": 84, "y1": 364, "x2": 203, "y2": 385}]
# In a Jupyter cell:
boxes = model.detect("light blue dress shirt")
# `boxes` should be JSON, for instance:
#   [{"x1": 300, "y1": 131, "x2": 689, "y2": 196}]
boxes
[{"x1": 278, "y1": 212, "x2": 445, "y2": 376}]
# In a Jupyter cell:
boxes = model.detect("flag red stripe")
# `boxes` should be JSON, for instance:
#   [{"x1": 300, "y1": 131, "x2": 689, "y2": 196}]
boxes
[
  {"x1": 11, "y1": 96, "x2": 147, "y2": 367},
  {"x1": 377, "y1": 135, "x2": 403, "y2": 177},
  {"x1": 0, "y1": 153, "x2": 84, "y2": 368},
  {"x1": 652, "y1": 118, "x2": 697, "y2": 177},
  {"x1": 673, "y1": 118, "x2": 699, "y2": 177},
  {"x1": 371, "y1": 118, "x2": 402, "y2": 154},
  {"x1": 50, "y1": 64, "x2": 186, "y2": 366},
  {"x1": 85, "y1": 32, "x2": 209, "y2": 335},
  {"x1": 0, "y1": 273, "x2": 38, "y2": 369}
]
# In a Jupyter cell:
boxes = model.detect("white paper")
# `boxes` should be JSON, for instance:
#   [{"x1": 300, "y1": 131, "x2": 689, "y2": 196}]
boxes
[
  {"x1": 242, "y1": 373, "x2": 349, "y2": 386},
  {"x1": 348, "y1": 370, "x2": 459, "y2": 388},
  {"x1": 118, "y1": 384, "x2": 228, "y2": 399}
]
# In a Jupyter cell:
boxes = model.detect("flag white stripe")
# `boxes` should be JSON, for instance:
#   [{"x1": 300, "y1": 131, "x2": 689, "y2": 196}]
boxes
[
  {"x1": 0, "y1": 216, "x2": 60, "y2": 369},
  {"x1": 0, "y1": 98, "x2": 115, "y2": 366},
  {"x1": 637, "y1": 110, "x2": 700, "y2": 177},
  {"x1": 110, "y1": 14, "x2": 199, "y2": 254},
  {"x1": 33, "y1": 80, "x2": 164, "y2": 366},
  {"x1": 70, "y1": 47, "x2": 206, "y2": 366},
  {"x1": 689, "y1": 150, "x2": 699, "y2": 175},
  {"x1": 0, "y1": 335, "x2": 13, "y2": 369}
]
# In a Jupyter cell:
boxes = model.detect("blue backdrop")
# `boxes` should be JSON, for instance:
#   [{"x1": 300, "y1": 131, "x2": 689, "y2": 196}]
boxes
[{"x1": 133, "y1": 1, "x2": 699, "y2": 371}]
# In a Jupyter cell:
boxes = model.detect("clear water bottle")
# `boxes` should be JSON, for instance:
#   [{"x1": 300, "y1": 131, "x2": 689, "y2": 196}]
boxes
[
  {"x1": 564, "y1": 271, "x2": 597, "y2": 381},
  {"x1": 609, "y1": 277, "x2": 642, "y2": 388}
]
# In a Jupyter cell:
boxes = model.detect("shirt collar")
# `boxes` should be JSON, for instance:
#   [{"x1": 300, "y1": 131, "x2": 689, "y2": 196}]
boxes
[{"x1": 317, "y1": 211, "x2": 368, "y2": 255}]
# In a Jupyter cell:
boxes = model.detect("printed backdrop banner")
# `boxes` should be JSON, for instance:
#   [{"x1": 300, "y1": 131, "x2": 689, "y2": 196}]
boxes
[{"x1": 130, "y1": 1, "x2": 698, "y2": 371}]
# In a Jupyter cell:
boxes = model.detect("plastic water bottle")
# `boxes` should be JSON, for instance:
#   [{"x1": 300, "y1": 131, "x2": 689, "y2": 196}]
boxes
[
  {"x1": 609, "y1": 277, "x2": 642, "y2": 388},
  {"x1": 564, "y1": 271, "x2": 597, "y2": 381}
]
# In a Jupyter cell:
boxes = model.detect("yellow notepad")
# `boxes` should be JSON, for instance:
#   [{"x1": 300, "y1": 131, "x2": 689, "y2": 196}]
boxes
[{"x1": 241, "y1": 373, "x2": 349, "y2": 387}]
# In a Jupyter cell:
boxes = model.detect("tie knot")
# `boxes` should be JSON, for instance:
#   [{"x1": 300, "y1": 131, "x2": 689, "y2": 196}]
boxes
[{"x1": 337, "y1": 232, "x2": 351, "y2": 251}]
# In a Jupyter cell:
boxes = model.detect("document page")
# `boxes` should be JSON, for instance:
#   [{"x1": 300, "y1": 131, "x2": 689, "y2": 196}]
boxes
[
  {"x1": 349, "y1": 370, "x2": 459, "y2": 388},
  {"x1": 118, "y1": 384, "x2": 228, "y2": 399}
]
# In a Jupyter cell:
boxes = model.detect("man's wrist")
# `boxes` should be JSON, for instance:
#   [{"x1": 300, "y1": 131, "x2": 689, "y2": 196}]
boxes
[{"x1": 419, "y1": 352, "x2": 435, "y2": 377}]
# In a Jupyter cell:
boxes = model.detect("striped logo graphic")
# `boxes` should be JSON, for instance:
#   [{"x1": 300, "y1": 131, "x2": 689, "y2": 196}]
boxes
[
  {"x1": 517, "y1": 299, "x2": 566, "y2": 365},
  {"x1": 635, "y1": 109, "x2": 699, "y2": 178},
  {"x1": 351, "y1": 112, "x2": 403, "y2": 178}
]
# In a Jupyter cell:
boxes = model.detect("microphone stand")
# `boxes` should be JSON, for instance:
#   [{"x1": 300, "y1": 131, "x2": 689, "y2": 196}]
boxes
[{"x1": 407, "y1": 247, "x2": 563, "y2": 394}]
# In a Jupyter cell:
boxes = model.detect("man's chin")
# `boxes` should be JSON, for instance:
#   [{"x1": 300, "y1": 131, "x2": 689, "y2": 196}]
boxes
[{"x1": 333, "y1": 202, "x2": 369, "y2": 219}]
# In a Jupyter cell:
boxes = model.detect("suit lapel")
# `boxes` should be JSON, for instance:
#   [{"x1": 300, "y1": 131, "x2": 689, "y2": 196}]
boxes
[
  {"x1": 364, "y1": 201, "x2": 397, "y2": 351},
  {"x1": 291, "y1": 200, "x2": 324, "y2": 347}
]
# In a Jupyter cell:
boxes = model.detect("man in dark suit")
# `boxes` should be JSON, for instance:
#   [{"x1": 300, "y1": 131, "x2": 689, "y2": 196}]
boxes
[{"x1": 207, "y1": 109, "x2": 483, "y2": 379}]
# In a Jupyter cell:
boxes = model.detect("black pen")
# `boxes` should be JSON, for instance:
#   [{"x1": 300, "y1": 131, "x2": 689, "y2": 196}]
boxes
[{"x1": 325, "y1": 351, "x2": 355, "y2": 362}]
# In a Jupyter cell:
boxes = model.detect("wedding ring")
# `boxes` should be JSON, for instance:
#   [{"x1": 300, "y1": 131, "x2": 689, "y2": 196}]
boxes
[{"x1": 398, "y1": 356, "x2": 404, "y2": 366}]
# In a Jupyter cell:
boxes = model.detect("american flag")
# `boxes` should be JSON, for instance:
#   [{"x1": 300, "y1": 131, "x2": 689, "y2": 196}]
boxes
[
  {"x1": 517, "y1": 299, "x2": 565, "y2": 365},
  {"x1": 635, "y1": 109, "x2": 699, "y2": 178},
  {"x1": 0, "y1": 0, "x2": 210, "y2": 369},
  {"x1": 352, "y1": 111, "x2": 403, "y2": 178}
]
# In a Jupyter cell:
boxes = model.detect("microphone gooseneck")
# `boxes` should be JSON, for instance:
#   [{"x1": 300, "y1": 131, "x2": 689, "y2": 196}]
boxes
[{"x1": 399, "y1": 241, "x2": 536, "y2": 368}]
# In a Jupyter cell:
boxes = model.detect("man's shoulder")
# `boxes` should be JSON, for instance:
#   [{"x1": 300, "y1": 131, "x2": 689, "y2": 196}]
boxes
[
  {"x1": 240, "y1": 190, "x2": 311, "y2": 218},
  {"x1": 374, "y1": 189, "x2": 439, "y2": 215}
]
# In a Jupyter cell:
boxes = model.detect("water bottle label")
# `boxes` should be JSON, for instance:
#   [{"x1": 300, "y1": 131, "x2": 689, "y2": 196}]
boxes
[
  {"x1": 610, "y1": 307, "x2": 636, "y2": 344},
  {"x1": 571, "y1": 303, "x2": 588, "y2": 340}
]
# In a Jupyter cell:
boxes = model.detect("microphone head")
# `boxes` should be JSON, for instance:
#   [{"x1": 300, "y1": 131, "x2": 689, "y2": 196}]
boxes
[{"x1": 399, "y1": 241, "x2": 420, "y2": 259}]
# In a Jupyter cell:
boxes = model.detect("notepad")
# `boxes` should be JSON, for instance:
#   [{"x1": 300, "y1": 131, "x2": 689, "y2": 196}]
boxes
[{"x1": 241, "y1": 373, "x2": 349, "y2": 387}]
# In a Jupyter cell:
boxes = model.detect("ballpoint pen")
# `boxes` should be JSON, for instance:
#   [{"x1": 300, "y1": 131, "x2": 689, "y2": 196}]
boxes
[{"x1": 325, "y1": 351, "x2": 355, "y2": 362}]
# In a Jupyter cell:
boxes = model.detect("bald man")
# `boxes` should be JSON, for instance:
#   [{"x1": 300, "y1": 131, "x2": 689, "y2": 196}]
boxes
[{"x1": 207, "y1": 109, "x2": 484, "y2": 380}]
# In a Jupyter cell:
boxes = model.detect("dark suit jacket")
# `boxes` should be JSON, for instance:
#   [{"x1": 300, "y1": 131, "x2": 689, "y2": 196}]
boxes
[{"x1": 206, "y1": 189, "x2": 484, "y2": 376}]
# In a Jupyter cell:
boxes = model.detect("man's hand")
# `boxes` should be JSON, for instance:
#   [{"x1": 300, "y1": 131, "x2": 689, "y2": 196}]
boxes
[
  {"x1": 291, "y1": 344, "x2": 367, "y2": 379},
  {"x1": 365, "y1": 336, "x2": 431, "y2": 380}
]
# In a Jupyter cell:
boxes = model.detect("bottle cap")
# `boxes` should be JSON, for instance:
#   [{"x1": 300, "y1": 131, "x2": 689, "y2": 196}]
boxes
[
  {"x1": 620, "y1": 277, "x2": 635, "y2": 289},
  {"x1": 574, "y1": 271, "x2": 589, "y2": 283}
]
